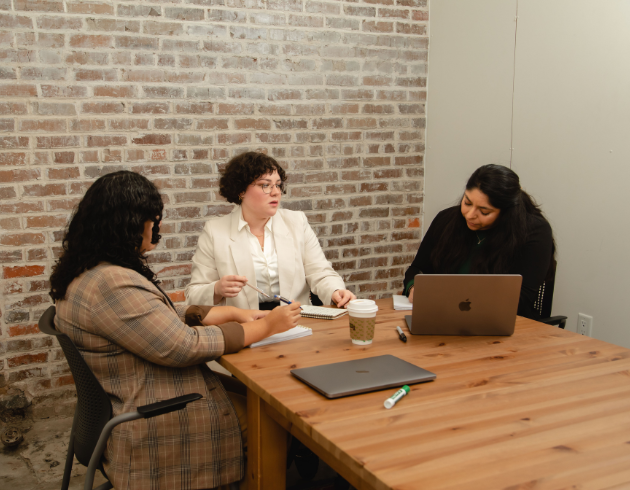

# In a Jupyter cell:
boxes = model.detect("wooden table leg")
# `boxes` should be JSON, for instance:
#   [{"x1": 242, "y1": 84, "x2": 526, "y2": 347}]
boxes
[{"x1": 247, "y1": 388, "x2": 287, "y2": 490}]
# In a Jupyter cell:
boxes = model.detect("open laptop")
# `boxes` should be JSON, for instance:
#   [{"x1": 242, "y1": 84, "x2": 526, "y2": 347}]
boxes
[
  {"x1": 405, "y1": 274, "x2": 522, "y2": 336},
  {"x1": 291, "y1": 355, "x2": 436, "y2": 399}
]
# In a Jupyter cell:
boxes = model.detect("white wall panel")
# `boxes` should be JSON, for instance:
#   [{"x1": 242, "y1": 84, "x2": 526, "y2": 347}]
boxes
[
  {"x1": 511, "y1": 0, "x2": 630, "y2": 346},
  {"x1": 424, "y1": 0, "x2": 517, "y2": 226}
]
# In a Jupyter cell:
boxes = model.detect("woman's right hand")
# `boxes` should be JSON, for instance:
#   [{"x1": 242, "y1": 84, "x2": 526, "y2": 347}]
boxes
[
  {"x1": 264, "y1": 302, "x2": 302, "y2": 336},
  {"x1": 214, "y1": 275, "x2": 248, "y2": 300},
  {"x1": 408, "y1": 287, "x2": 414, "y2": 304},
  {"x1": 242, "y1": 302, "x2": 301, "y2": 346}
]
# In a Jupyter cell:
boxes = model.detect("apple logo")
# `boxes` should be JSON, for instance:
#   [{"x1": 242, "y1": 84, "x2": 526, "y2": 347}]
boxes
[{"x1": 459, "y1": 299, "x2": 472, "y2": 311}]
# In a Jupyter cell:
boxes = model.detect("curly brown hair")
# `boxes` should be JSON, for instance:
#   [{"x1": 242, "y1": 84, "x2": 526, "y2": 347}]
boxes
[{"x1": 219, "y1": 152, "x2": 287, "y2": 204}]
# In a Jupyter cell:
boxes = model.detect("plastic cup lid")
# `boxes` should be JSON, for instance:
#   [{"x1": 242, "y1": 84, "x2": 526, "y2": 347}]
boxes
[{"x1": 347, "y1": 299, "x2": 378, "y2": 313}]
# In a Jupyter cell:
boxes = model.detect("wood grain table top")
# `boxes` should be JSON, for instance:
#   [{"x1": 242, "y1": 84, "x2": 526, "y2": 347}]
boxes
[{"x1": 219, "y1": 299, "x2": 630, "y2": 490}]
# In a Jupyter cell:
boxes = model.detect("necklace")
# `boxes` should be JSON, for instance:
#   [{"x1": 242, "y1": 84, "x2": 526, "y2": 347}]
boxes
[
  {"x1": 252, "y1": 232, "x2": 264, "y2": 251},
  {"x1": 476, "y1": 232, "x2": 485, "y2": 245}
]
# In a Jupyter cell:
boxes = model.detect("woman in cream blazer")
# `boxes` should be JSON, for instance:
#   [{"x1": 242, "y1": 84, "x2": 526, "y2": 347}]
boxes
[{"x1": 185, "y1": 152, "x2": 354, "y2": 309}]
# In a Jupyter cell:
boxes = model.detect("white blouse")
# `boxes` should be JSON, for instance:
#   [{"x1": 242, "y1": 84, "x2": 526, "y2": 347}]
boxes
[{"x1": 237, "y1": 212, "x2": 280, "y2": 303}]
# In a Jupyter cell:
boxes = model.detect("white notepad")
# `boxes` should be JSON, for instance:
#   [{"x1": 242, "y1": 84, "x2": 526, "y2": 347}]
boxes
[
  {"x1": 250, "y1": 325, "x2": 312, "y2": 348},
  {"x1": 393, "y1": 295, "x2": 413, "y2": 311},
  {"x1": 300, "y1": 305, "x2": 348, "y2": 320}
]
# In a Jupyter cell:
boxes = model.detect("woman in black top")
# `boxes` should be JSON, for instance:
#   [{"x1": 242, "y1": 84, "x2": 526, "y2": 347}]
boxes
[{"x1": 403, "y1": 164, "x2": 555, "y2": 320}]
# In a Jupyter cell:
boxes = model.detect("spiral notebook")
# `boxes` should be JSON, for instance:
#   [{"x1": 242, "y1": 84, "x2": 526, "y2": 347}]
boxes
[
  {"x1": 250, "y1": 325, "x2": 312, "y2": 348},
  {"x1": 300, "y1": 305, "x2": 348, "y2": 320}
]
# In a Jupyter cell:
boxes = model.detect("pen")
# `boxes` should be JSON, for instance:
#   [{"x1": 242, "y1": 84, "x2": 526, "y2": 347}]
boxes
[
  {"x1": 396, "y1": 326, "x2": 407, "y2": 343},
  {"x1": 274, "y1": 295, "x2": 304, "y2": 310},
  {"x1": 245, "y1": 282, "x2": 271, "y2": 298},
  {"x1": 384, "y1": 385, "x2": 410, "y2": 409},
  {"x1": 274, "y1": 294, "x2": 292, "y2": 304}
]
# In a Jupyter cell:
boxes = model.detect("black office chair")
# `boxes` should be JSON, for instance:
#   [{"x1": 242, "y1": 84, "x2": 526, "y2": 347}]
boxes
[
  {"x1": 533, "y1": 277, "x2": 567, "y2": 329},
  {"x1": 38, "y1": 306, "x2": 202, "y2": 490},
  {"x1": 309, "y1": 291, "x2": 324, "y2": 306}
]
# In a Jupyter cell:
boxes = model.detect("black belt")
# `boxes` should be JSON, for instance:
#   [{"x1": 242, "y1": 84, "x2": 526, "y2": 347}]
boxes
[{"x1": 258, "y1": 301, "x2": 280, "y2": 311}]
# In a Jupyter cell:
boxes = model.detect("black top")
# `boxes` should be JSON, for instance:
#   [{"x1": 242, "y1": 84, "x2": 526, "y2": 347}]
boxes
[{"x1": 403, "y1": 206, "x2": 554, "y2": 320}]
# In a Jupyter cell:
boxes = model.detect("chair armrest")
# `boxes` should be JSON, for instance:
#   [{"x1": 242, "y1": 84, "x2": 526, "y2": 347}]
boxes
[
  {"x1": 137, "y1": 393, "x2": 203, "y2": 419},
  {"x1": 85, "y1": 411, "x2": 143, "y2": 490},
  {"x1": 84, "y1": 393, "x2": 203, "y2": 490},
  {"x1": 540, "y1": 316, "x2": 567, "y2": 329}
]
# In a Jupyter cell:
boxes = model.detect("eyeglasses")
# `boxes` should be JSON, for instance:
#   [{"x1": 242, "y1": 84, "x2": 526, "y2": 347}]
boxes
[{"x1": 254, "y1": 183, "x2": 285, "y2": 194}]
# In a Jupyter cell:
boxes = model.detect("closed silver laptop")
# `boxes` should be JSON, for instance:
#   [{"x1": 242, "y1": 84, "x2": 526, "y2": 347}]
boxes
[
  {"x1": 291, "y1": 355, "x2": 436, "y2": 399},
  {"x1": 405, "y1": 274, "x2": 522, "y2": 336}
]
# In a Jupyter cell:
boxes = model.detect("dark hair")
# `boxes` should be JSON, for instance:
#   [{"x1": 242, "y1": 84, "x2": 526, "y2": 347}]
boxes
[
  {"x1": 219, "y1": 152, "x2": 287, "y2": 204},
  {"x1": 49, "y1": 171, "x2": 163, "y2": 301},
  {"x1": 431, "y1": 164, "x2": 555, "y2": 276}
]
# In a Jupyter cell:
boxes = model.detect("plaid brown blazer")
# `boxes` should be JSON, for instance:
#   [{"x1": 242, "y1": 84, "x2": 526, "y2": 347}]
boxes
[{"x1": 55, "y1": 263, "x2": 245, "y2": 490}]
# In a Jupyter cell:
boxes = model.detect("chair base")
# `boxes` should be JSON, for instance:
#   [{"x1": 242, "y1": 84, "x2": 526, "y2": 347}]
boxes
[{"x1": 93, "y1": 481, "x2": 113, "y2": 490}]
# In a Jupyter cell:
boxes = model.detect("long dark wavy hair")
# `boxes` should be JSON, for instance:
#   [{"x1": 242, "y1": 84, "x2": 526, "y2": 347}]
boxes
[
  {"x1": 49, "y1": 171, "x2": 163, "y2": 301},
  {"x1": 431, "y1": 164, "x2": 555, "y2": 277}
]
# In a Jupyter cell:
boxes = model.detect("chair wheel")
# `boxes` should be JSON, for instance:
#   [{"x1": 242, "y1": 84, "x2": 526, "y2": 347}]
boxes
[{"x1": 1, "y1": 427, "x2": 24, "y2": 447}]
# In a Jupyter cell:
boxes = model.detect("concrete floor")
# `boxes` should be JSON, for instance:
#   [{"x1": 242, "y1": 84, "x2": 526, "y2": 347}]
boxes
[
  {"x1": 0, "y1": 412, "x2": 344, "y2": 490},
  {"x1": 0, "y1": 415, "x2": 108, "y2": 490}
]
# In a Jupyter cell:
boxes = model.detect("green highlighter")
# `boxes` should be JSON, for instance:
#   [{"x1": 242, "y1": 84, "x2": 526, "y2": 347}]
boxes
[{"x1": 384, "y1": 385, "x2": 410, "y2": 409}]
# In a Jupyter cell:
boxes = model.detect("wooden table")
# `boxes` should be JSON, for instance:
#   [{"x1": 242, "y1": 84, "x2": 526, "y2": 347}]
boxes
[{"x1": 219, "y1": 299, "x2": 630, "y2": 490}]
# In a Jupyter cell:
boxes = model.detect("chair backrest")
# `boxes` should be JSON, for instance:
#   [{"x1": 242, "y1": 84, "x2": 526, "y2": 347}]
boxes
[
  {"x1": 309, "y1": 292, "x2": 324, "y2": 306},
  {"x1": 533, "y1": 275, "x2": 556, "y2": 320},
  {"x1": 38, "y1": 306, "x2": 113, "y2": 467}
]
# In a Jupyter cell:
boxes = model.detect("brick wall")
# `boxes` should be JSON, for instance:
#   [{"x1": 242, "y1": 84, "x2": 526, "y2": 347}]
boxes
[{"x1": 0, "y1": 0, "x2": 427, "y2": 413}]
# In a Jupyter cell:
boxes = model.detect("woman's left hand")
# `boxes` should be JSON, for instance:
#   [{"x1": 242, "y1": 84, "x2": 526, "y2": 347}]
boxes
[
  {"x1": 332, "y1": 289, "x2": 356, "y2": 308},
  {"x1": 201, "y1": 307, "x2": 270, "y2": 326},
  {"x1": 236, "y1": 309, "x2": 270, "y2": 323}
]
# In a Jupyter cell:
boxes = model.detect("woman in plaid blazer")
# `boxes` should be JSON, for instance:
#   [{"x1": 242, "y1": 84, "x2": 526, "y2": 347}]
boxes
[{"x1": 49, "y1": 171, "x2": 301, "y2": 490}]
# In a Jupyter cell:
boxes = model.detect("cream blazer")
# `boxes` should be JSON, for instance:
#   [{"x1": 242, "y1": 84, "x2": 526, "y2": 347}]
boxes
[{"x1": 185, "y1": 207, "x2": 346, "y2": 309}]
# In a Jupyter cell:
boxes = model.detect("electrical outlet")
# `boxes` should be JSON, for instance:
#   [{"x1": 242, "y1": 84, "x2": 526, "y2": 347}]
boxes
[{"x1": 577, "y1": 313, "x2": 593, "y2": 336}]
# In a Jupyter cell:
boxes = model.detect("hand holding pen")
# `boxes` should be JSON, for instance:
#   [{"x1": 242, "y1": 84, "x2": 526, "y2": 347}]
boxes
[
  {"x1": 215, "y1": 275, "x2": 248, "y2": 298},
  {"x1": 241, "y1": 301, "x2": 302, "y2": 345}
]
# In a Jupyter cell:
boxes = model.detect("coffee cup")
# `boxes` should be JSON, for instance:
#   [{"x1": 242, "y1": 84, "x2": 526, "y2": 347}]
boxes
[{"x1": 347, "y1": 299, "x2": 378, "y2": 345}]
